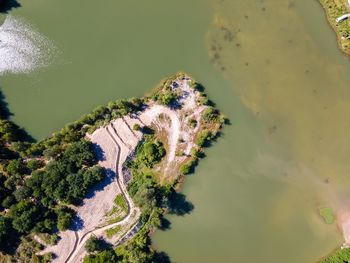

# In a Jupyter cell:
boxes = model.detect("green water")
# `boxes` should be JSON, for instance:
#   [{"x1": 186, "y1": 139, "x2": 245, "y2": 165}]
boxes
[{"x1": 0, "y1": 0, "x2": 348, "y2": 262}]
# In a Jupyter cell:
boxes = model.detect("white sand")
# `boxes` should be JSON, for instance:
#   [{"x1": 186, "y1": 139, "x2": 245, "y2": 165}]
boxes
[{"x1": 44, "y1": 75, "x2": 205, "y2": 262}]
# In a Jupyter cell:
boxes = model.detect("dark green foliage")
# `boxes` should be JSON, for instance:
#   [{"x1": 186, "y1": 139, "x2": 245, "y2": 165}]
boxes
[
  {"x1": 195, "y1": 130, "x2": 212, "y2": 147},
  {"x1": 9, "y1": 201, "x2": 43, "y2": 234},
  {"x1": 85, "y1": 236, "x2": 105, "y2": 253},
  {"x1": 10, "y1": 141, "x2": 31, "y2": 157},
  {"x1": 13, "y1": 186, "x2": 32, "y2": 201},
  {"x1": 62, "y1": 140, "x2": 96, "y2": 167},
  {"x1": 0, "y1": 216, "x2": 12, "y2": 251},
  {"x1": 56, "y1": 206, "x2": 75, "y2": 231},
  {"x1": 127, "y1": 136, "x2": 169, "y2": 215},
  {"x1": 1, "y1": 195, "x2": 16, "y2": 208},
  {"x1": 153, "y1": 88, "x2": 178, "y2": 106},
  {"x1": 84, "y1": 249, "x2": 118, "y2": 263},
  {"x1": 82, "y1": 166, "x2": 104, "y2": 189},
  {"x1": 115, "y1": 227, "x2": 157, "y2": 263},
  {"x1": 203, "y1": 107, "x2": 220, "y2": 123},
  {"x1": 5, "y1": 158, "x2": 27, "y2": 176},
  {"x1": 26, "y1": 159, "x2": 44, "y2": 171},
  {"x1": 27, "y1": 140, "x2": 101, "y2": 205}
]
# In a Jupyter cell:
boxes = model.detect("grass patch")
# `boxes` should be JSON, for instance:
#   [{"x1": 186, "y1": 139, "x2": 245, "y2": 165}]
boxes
[
  {"x1": 105, "y1": 225, "x2": 122, "y2": 238},
  {"x1": 114, "y1": 194, "x2": 127, "y2": 213},
  {"x1": 107, "y1": 216, "x2": 124, "y2": 225},
  {"x1": 319, "y1": 207, "x2": 335, "y2": 224},
  {"x1": 321, "y1": 248, "x2": 350, "y2": 263}
]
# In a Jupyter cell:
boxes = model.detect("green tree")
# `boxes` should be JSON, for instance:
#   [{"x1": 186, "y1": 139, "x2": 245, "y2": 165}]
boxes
[
  {"x1": 5, "y1": 158, "x2": 26, "y2": 176},
  {"x1": 56, "y1": 207, "x2": 75, "y2": 231},
  {"x1": 85, "y1": 236, "x2": 105, "y2": 253},
  {"x1": 27, "y1": 159, "x2": 44, "y2": 171},
  {"x1": 84, "y1": 249, "x2": 118, "y2": 263},
  {"x1": 83, "y1": 166, "x2": 104, "y2": 189},
  {"x1": 136, "y1": 136, "x2": 165, "y2": 168},
  {"x1": 13, "y1": 186, "x2": 32, "y2": 201},
  {"x1": 10, "y1": 201, "x2": 41, "y2": 233}
]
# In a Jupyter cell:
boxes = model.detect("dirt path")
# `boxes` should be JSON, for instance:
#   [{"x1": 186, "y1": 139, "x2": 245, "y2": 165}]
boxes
[
  {"x1": 66, "y1": 125, "x2": 140, "y2": 263},
  {"x1": 42, "y1": 76, "x2": 204, "y2": 262}
]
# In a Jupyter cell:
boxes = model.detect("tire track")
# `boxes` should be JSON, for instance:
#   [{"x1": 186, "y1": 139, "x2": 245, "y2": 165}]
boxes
[{"x1": 65, "y1": 124, "x2": 138, "y2": 263}]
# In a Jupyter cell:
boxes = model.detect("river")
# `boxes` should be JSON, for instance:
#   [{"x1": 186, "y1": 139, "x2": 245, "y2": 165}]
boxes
[{"x1": 0, "y1": 0, "x2": 347, "y2": 262}]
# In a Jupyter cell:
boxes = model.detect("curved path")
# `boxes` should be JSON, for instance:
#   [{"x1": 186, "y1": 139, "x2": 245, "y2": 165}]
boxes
[{"x1": 65, "y1": 124, "x2": 140, "y2": 263}]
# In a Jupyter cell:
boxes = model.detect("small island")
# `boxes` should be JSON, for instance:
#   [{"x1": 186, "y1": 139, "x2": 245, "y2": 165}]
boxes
[{"x1": 0, "y1": 73, "x2": 225, "y2": 262}]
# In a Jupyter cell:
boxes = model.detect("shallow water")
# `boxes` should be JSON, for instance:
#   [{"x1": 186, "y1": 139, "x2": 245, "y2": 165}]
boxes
[{"x1": 0, "y1": 0, "x2": 348, "y2": 262}]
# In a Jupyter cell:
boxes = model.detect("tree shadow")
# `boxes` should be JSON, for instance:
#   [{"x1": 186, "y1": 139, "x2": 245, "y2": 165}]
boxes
[
  {"x1": 154, "y1": 251, "x2": 172, "y2": 263},
  {"x1": 0, "y1": 0, "x2": 21, "y2": 14},
  {"x1": 0, "y1": 88, "x2": 35, "y2": 142},
  {"x1": 158, "y1": 215, "x2": 171, "y2": 231},
  {"x1": 0, "y1": 89, "x2": 12, "y2": 119},
  {"x1": 91, "y1": 143, "x2": 106, "y2": 162},
  {"x1": 70, "y1": 215, "x2": 84, "y2": 231},
  {"x1": 167, "y1": 191, "x2": 194, "y2": 216}
]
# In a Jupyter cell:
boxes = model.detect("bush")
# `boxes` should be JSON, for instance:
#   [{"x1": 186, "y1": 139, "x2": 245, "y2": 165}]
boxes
[
  {"x1": 133, "y1": 123, "x2": 141, "y2": 131},
  {"x1": 203, "y1": 107, "x2": 220, "y2": 123},
  {"x1": 5, "y1": 159, "x2": 27, "y2": 176},
  {"x1": 179, "y1": 164, "x2": 191, "y2": 175},
  {"x1": 84, "y1": 249, "x2": 118, "y2": 263},
  {"x1": 136, "y1": 136, "x2": 165, "y2": 168},
  {"x1": 85, "y1": 236, "x2": 105, "y2": 253},
  {"x1": 188, "y1": 118, "x2": 197, "y2": 128},
  {"x1": 27, "y1": 159, "x2": 44, "y2": 171},
  {"x1": 195, "y1": 130, "x2": 212, "y2": 147},
  {"x1": 153, "y1": 90, "x2": 178, "y2": 106},
  {"x1": 56, "y1": 207, "x2": 75, "y2": 231}
]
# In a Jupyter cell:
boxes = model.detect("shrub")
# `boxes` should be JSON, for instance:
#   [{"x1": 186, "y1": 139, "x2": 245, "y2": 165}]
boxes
[
  {"x1": 133, "y1": 123, "x2": 141, "y2": 131},
  {"x1": 195, "y1": 130, "x2": 212, "y2": 147},
  {"x1": 203, "y1": 107, "x2": 219, "y2": 123},
  {"x1": 180, "y1": 164, "x2": 191, "y2": 175},
  {"x1": 85, "y1": 236, "x2": 105, "y2": 253},
  {"x1": 188, "y1": 118, "x2": 197, "y2": 128},
  {"x1": 27, "y1": 159, "x2": 44, "y2": 171},
  {"x1": 56, "y1": 207, "x2": 75, "y2": 231}
]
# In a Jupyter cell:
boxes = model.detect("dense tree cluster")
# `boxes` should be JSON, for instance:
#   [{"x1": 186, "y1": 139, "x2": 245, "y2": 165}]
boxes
[
  {"x1": 0, "y1": 93, "x2": 107, "y2": 257},
  {"x1": 0, "y1": 140, "x2": 102, "y2": 252}
]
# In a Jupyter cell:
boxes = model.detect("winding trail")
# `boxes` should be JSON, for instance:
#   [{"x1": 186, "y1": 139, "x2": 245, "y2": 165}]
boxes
[
  {"x1": 47, "y1": 77, "x2": 200, "y2": 262},
  {"x1": 65, "y1": 124, "x2": 139, "y2": 263}
]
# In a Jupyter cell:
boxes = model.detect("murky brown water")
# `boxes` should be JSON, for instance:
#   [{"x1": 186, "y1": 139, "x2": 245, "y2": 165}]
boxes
[{"x1": 1, "y1": 0, "x2": 348, "y2": 262}]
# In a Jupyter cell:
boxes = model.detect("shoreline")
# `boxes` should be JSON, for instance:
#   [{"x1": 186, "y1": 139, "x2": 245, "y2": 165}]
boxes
[
  {"x1": 41, "y1": 72, "x2": 225, "y2": 262},
  {"x1": 319, "y1": 0, "x2": 350, "y2": 56}
]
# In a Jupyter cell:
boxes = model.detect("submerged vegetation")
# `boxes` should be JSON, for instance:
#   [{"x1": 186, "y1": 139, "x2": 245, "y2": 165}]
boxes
[{"x1": 319, "y1": 207, "x2": 335, "y2": 224}]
